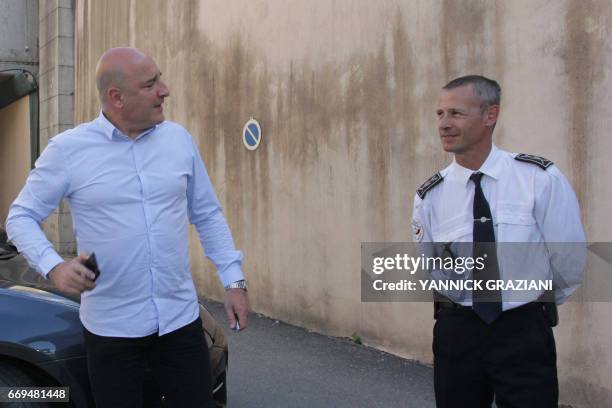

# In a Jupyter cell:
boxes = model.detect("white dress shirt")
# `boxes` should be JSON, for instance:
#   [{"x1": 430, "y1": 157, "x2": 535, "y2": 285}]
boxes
[
  {"x1": 6, "y1": 112, "x2": 244, "y2": 336},
  {"x1": 412, "y1": 145, "x2": 586, "y2": 308}
]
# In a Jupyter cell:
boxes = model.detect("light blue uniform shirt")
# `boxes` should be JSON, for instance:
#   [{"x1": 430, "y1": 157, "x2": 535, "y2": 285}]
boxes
[{"x1": 6, "y1": 112, "x2": 244, "y2": 337}]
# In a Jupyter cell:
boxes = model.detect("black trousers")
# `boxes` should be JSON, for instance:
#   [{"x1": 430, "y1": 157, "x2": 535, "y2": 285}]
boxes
[
  {"x1": 433, "y1": 303, "x2": 558, "y2": 408},
  {"x1": 83, "y1": 317, "x2": 215, "y2": 408}
]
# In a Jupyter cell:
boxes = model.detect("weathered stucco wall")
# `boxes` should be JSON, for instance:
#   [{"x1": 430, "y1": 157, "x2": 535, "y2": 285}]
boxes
[
  {"x1": 0, "y1": 96, "x2": 31, "y2": 224},
  {"x1": 74, "y1": 1, "x2": 612, "y2": 406},
  {"x1": 0, "y1": 0, "x2": 38, "y2": 74}
]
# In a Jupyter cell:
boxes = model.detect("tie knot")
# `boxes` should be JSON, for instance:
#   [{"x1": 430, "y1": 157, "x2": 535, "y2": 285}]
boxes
[{"x1": 470, "y1": 172, "x2": 484, "y2": 185}]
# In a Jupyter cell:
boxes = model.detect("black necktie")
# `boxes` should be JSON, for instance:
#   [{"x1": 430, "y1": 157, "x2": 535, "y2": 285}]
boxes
[{"x1": 470, "y1": 172, "x2": 502, "y2": 324}]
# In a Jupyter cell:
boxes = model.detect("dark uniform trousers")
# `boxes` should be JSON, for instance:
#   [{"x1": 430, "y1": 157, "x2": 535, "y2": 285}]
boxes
[
  {"x1": 433, "y1": 302, "x2": 558, "y2": 408},
  {"x1": 83, "y1": 316, "x2": 215, "y2": 408}
]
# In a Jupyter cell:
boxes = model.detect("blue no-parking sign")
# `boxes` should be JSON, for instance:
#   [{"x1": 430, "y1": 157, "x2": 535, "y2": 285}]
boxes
[{"x1": 243, "y1": 118, "x2": 262, "y2": 150}]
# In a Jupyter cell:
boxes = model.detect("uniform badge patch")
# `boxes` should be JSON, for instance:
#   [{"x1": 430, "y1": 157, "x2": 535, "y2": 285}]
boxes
[
  {"x1": 416, "y1": 172, "x2": 444, "y2": 199},
  {"x1": 412, "y1": 219, "x2": 424, "y2": 242},
  {"x1": 514, "y1": 153, "x2": 553, "y2": 170}
]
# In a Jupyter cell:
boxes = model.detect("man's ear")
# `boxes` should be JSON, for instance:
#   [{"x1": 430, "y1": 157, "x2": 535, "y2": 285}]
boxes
[
  {"x1": 107, "y1": 87, "x2": 123, "y2": 108},
  {"x1": 484, "y1": 104, "x2": 499, "y2": 128}
]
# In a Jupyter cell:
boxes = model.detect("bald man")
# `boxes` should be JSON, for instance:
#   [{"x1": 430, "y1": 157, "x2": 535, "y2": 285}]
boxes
[{"x1": 6, "y1": 47, "x2": 249, "y2": 407}]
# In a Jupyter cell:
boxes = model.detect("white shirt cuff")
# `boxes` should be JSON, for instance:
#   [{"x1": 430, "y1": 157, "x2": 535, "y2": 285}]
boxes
[
  {"x1": 219, "y1": 263, "x2": 245, "y2": 287},
  {"x1": 38, "y1": 250, "x2": 65, "y2": 278}
]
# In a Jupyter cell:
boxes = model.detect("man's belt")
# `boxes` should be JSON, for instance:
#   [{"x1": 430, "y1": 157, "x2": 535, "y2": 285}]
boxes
[
  {"x1": 437, "y1": 301, "x2": 471, "y2": 311},
  {"x1": 433, "y1": 296, "x2": 558, "y2": 327}
]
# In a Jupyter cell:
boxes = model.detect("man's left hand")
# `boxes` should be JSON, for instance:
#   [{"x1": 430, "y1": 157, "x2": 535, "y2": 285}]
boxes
[{"x1": 224, "y1": 288, "x2": 250, "y2": 331}]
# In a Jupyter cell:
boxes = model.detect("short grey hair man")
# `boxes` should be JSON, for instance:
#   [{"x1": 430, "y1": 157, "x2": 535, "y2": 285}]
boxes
[{"x1": 442, "y1": 74, "x2": 501, "y2": 112}]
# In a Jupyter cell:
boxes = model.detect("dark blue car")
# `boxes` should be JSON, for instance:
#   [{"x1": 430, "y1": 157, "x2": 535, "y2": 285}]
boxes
[{"x1": 0, "y1": 228, "x2": 228, "y2": 407}]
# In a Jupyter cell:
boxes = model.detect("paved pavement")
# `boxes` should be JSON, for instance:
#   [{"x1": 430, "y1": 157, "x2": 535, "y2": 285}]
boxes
[{"x1": 204, "y1": 301, "x2": 436, "y2": 408}]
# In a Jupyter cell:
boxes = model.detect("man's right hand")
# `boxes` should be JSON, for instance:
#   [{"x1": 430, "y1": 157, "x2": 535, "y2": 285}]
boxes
[{"x1": 47, "y1": 252, "x2": 96, "y2": 296}]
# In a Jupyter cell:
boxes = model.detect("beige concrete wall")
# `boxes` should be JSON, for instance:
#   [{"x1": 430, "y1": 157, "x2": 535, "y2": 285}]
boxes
[
  {"x1": 0, "y1": 96, "x2": 31, "y2": 225},
  {"x1": 74, "y1": 1, "x2": 612, "y2": 406}
]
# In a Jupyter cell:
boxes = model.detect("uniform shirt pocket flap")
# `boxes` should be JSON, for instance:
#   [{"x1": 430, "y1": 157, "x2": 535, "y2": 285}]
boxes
[
  {"x1": 495, "y1": 211, "x2": 536, "y2": 226},
  {"x1": 432, "y1": 215, "x2": 472, "y2": 242}
]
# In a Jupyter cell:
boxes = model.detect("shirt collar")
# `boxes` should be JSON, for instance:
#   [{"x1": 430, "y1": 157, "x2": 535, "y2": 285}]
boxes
[
  {"x1": 95, "y1": 111, "x2": 159, "y2": 141},
  {"x1": 449, "y1": 144, "x2": 503, "y2": 185},
  {"x1": 96, "y1": 111, "x2": 117, "y2": 140}
]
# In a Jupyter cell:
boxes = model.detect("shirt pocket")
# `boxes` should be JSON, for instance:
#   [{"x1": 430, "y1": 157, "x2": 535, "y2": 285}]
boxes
[
  {"x1": 495, "y1": 202, "x2": 537, "y2": 242},
  {"x1": 432, "y1": 214, "x2": 472, "y2": 243}
]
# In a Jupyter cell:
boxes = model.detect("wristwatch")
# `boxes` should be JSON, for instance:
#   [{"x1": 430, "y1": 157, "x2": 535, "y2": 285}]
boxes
[{"x1": 225, "y1": 279, "x2": 248, "y2": 291}]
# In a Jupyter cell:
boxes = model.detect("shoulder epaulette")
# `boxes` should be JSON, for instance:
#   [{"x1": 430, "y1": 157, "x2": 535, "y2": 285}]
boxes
[
  {"x1": 514, "y1": 153, "x2": 553, "y2": 170},
  {"x1": 416, "y1": 172, "x2": 443, "y2": 199}
]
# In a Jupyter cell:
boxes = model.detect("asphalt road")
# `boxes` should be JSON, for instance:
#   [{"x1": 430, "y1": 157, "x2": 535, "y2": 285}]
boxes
[{"x1": 204, "y1": 301, "x2": 436, "y2": 408}]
